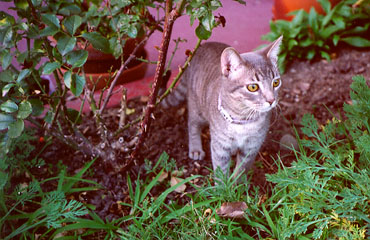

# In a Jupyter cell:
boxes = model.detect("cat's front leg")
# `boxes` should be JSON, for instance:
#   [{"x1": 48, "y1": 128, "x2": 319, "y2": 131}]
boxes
[
  {"x1": 233, "y1": 148, "x2": 258, "y2": 180},
  {"x1": 188, "y1": 119, "x2": 205, "y2": 161},
  {"x1": 210, "y1": 138, "x2": 231, "y2": 176}
]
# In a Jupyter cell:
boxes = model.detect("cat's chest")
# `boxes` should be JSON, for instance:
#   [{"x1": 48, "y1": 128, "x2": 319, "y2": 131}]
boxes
[{"x1": 226, "y1": 118, "x2": 268, "y2": 148}]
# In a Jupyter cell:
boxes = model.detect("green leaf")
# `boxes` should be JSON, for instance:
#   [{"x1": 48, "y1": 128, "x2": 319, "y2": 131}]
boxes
[
  {"x1": 320, "y1": 25, "x2": 341, "y2": 39},
  {"x1": 67, "y1": 108, "x2": 81, "y2": 124},
  {"x1": 1, "y1": 50, "x2": 12, "y2": 69},
  {"x1": 0, "y1": 171, "x2": 8, "y2": 191},
  {"x1": 126, "y1": 24, "x2": 138, "y2": 38},
  {"x1": 29, "y1": 98, "x2": 44, "y2": 117},
  {"x1": 291, "y1": 10, "x2": 305, "y2": 27},
  {"x1": 40, "y1": 14, "x2": 60, "y2": 36},
  {"x1": 317, "y1": 0, "x2": 331, "y2": 14},
  {"x1": 288, "y1": 39, "x2": 298, "y2": 50},
  {"x1": 0, "y1": 69, "x2": 14, "y2": 83},
  {"x1": 0, "y1": 100, "x2": 18, "y2": 113},
  {"x1": 16, "y1": 69, "x2": 31, "y2": 83},
  {"x1": 63, "y1": 15, "x2": 82, "y2": 35},
  {"x1": 57, "y1": 34, "x2": 76, "y2": 56},
  {"x1": 301, "y1": 37, "x2": 314, "y2": 47},
  {"x1": 320, "y1": 51, "x2": 330, "y2": 61},
  {"x1": 306, "y1": 49, "x2": 316, "y2": 60},
  {"x1": 41, "y1": 14, "x2": 60, "y2": 29},
  {"x1": 333, "y1": 35, "x2": 340, "y2": 46},
  {"x1": 0, "y1": 26, "x2": 13, "y2": 47},
  {"x1": 341, "y1": 37, "x2": 370, "y2": 47},
  {"x1": 71, "y1": 74, "x2": 85, "y2": 97},
  {"x1": 201, "y1": 13, "x2": 214, "y2": 32},
  {"x1": 195, "y1": 24, "x2": 211, "y2": 40},
  {"x1": 65, "y1": 72, "x2": 85, "y2": 97},
  {"x1": 0, "y1": 113, "x2": 14, "y2": 130},
  {"x1": 2, "y1": 83, "x2": 15, "y2": 97},
  {"x1": 66, "y1": 50, "x2": 88, "y2": 68},
  {"x1": 308, "y1": 8, "x2": 318, "y2": 33},
  {"x1": 17, "y1": 100, "x2": 32, "y2": 119},
  {"x1": 8, "y1": 119, "x2": 24, "y2": 138},
  {"x1": 42, "y1": 62, "x2": 61, "y2": 74},
  {"x1": 82, "y1": 32, "x2": 111, "y2": 54}
]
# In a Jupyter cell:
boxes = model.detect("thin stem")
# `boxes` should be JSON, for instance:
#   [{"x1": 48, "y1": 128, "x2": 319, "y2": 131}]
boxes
[
  {"x1": 119, "y1": 88, "x2": 128, "y2": 129},
  {"x1": 124, "y1": 0, "x2": 186, "y2": 172},
  {"x1": 98, "y1": 30, "x2": 154, "y2": 115},
  {"x1": 157, "y1": 38, "x2": 202, "y2": 104}
]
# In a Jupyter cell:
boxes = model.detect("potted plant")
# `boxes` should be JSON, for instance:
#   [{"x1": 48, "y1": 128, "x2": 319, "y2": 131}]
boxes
[{"x1": 272, "y1": 0, "x2": 340, "y2": 20}]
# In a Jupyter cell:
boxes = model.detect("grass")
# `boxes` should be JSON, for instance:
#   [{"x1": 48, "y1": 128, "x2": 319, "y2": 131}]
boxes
[{"x1": 1, "y1": 75, "x2": 369, "y2": 239}]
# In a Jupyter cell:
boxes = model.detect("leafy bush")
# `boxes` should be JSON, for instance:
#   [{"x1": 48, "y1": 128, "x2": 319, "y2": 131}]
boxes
[
  {"x1": 0, "y1": 0, "x2": 245, "y2": 167},
  {"x1": 263, "y1": 0, "x2": 370, "y2": 72}
]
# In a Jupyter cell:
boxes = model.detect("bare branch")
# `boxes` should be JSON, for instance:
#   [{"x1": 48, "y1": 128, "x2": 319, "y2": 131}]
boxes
[{"x1": 120, "y1": 0, "x2": 186, "y2": 172}]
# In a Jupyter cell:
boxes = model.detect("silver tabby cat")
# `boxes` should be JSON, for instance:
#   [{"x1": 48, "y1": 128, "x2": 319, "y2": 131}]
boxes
[{"x1": 162, "y1": 36, "x2": 283, "y2": 179}]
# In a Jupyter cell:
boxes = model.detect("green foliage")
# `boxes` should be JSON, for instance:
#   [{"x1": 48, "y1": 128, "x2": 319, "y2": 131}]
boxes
[
  {"x1": 263, "y1": 0, "x2": 370, "y2": 72},
  {"x1": 253, "y1": 75, "x2": 370, "y2": 239},
  {"x1": 1, "y1": 155, "x2": 99, "y2": 239},
  {"x1": 0, "y1": 129, "x2": 41, "y2": 192},
  {"x1": 0, "y1": 0, "x2": 245, "y2": 158}
]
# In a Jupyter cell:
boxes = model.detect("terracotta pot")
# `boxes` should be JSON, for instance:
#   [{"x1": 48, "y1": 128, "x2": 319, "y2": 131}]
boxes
[
  {"x1": 60, "y1": 48, "x2": 148, "y2": 90},
  {"x1": 272, "y1": 0, "x2": 340, "y2": 21},
  {"x1": 57, "y1": 37, "x2": 148, "y2": 90},
  {"x1": 84, "y1": 48, "x2": 148, "y2": 90}
]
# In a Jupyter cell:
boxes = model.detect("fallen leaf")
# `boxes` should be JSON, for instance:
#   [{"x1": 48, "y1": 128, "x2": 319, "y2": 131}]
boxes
[
  {"x1": 203, "y1": 208, "x2": 212, "y2": 218},
  {"x1": 216, "y1": 202, "x2": 248, "y2": 219},
  {"x1": 158, "y1": 171, "x2": 168, "y2": 182},
  {"x1": 170, "y1": 176, "x2": 186, "y2": 193}
]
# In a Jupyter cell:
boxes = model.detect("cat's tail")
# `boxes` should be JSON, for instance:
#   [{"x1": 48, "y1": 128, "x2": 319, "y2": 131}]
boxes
[{"x1": 160, "y1": 73, "x2": 187, "y2": 108}]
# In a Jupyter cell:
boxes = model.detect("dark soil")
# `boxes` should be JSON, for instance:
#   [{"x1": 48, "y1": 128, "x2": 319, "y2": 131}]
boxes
[{"x1": 11, "y1": 47, "x2": 370, "y2": 226}]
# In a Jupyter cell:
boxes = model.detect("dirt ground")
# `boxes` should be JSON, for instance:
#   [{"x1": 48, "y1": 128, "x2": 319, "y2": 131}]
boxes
[{"x1": 16, "y1": 46, "x2": 370, "y2": 222}]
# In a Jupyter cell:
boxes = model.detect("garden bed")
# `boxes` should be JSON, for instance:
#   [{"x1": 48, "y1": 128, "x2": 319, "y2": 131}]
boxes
[
  {"x1": 5, "y1": 46, "x2": 370, "y2": 238},
  {"x1": 32, "y1": 46, "x2": 370, "y2": 217}
]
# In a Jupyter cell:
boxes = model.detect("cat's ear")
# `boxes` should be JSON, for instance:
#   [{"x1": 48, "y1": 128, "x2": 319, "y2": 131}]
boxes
[
  {"x1": 221, "y1": 47, "x2": 244, "y2": 79},
  {"x1": 264, "y1": 35, "x2": 283, "y2": 66}
]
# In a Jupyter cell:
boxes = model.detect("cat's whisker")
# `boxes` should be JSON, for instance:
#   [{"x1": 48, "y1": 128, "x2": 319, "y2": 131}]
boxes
[{"x1": 270, "y1": 103, "x2": 282, "y2": 126}]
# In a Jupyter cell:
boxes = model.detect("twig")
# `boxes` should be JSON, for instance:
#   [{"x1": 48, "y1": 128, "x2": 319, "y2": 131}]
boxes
[
  {"x1": 157, "y1": 38, "x2": 201, "y2": 104},
  {"x1": 119, "y1": 88, "x2": 128, "y2": 128},
  {"x1": 122, "y1": 0, "x2": 186, "y2": 172},
  {"x1": 98, "y1": 30, "x2": 155, "y2": 115}
]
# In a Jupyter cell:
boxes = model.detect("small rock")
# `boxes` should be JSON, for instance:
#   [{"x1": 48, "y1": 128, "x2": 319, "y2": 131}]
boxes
[
  {"x1": 297, "y1": 82, "x2": 311, "y2": 94},
  {"x1": 355, "y1": 66, "x2": 365, "y2": 74},
  {"x1": 280, "y1": 134, "x2": 299, "y2": 151}
]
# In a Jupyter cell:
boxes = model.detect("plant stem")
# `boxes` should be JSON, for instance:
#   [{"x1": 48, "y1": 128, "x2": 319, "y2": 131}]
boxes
[
  {"x1": 98, "y1": 30, "x2": 154, "y2": 115},
  {"x1": 157, "y1": 38, "x2": 202, "y2": 104},
  {"x1": 124, "y1": 0, "x2": 185, "y2": 172}
]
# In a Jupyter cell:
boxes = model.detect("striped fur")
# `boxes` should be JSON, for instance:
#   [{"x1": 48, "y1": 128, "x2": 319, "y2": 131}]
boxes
[{"x1": 161, "y1": 37, "x2": 283, "y2": 181}]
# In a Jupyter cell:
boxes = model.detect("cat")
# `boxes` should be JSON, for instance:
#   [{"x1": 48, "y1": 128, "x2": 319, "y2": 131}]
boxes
[{"x1": 161, "y1": 36, "x2": 283, "y2": 180}]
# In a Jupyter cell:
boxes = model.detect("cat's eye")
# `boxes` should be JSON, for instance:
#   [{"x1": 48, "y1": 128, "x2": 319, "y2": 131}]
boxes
[
  {"x1": 273, "y1": 78, "x2": 280, "y2": 88},
  {"x1": 247, "y1": 84, "x2": 259, "y2": 92}
]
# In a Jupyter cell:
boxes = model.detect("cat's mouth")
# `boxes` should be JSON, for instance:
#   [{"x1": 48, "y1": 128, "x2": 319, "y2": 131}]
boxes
[{"x1": 253, "y1": 101, "x2": 278, "y2": 113}]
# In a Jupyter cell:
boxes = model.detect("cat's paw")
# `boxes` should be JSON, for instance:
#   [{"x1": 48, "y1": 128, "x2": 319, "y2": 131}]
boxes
[{"x1": 189, "y1": 149, "x2": 205, "y2": 161}]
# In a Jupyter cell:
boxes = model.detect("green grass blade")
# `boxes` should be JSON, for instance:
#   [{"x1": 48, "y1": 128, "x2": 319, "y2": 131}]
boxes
[{"x1": 140, "y1": 168, "x2": 164, "y2": 203}]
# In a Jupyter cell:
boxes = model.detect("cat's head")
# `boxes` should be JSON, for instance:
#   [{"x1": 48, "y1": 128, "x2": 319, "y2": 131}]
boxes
[{"x1": 220, "y1": 36, "x2": 283, "y2": 113}]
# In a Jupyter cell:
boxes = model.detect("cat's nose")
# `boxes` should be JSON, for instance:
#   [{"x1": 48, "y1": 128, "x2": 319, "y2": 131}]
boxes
[{"x1": 266, "y1": 98, "x2": 275, "y2": 105}]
